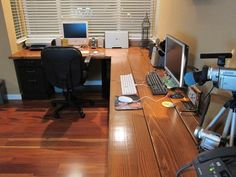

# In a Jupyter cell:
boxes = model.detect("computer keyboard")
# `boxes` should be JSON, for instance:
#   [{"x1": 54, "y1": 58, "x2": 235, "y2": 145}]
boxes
[
  {"x1": 120, "y1": 74, "x2": 137, "y2": 95},
  {"x1": 146, "y1": 72, "x2": 168, "y2": 95}
]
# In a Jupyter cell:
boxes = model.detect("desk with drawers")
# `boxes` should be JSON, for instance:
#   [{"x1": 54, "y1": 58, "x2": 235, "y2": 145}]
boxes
[{"x1": 9, "y1": 48, "x2": 110, "y2": 99}]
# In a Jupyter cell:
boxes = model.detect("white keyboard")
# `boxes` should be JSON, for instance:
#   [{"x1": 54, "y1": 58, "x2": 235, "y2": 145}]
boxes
[{"x1": 120, "y1": 74, "x2": 137, "y2": 95}]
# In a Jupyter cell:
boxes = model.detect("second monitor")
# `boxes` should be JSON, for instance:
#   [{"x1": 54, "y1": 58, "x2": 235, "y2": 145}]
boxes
[
  {"x1": 164, "y1": 34, "x2": 189, "y2": 88},
  {"x1": 62, "y1": 21, "x2": 89, "y2": 46}
]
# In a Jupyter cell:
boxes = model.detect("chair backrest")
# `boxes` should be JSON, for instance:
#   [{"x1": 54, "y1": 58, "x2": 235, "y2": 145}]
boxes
[{"x1": 41, "y1": 46, "x2": 84, "y2": 89}]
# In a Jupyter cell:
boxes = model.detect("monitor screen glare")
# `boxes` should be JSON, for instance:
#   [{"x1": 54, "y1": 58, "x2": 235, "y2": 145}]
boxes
[
  {"x1": 62, "y1": 21, "x2": 88, "y2": 46},
  {"x1": 164, "y1": 35, "x2": 189, "y2": 88}
]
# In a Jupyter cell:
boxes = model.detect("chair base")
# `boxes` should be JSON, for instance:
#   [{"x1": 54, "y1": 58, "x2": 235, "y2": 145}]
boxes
[{"x1": 51, "y1": 98, "x2": 85, "y2": 119}]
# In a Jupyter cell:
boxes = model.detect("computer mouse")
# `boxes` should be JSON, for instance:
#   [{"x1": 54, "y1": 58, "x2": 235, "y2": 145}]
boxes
[
  {"x1": 161, "y1": 101, "x2": 175, "y2": 108},
  {"x1": 118, "y1": 96, "x2": 133, "y2": 103}
]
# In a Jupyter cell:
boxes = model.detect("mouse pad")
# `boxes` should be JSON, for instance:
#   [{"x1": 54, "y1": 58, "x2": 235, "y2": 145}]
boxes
[{"x1": 115, "y1": 95, "x2": 142, "y2": 111}]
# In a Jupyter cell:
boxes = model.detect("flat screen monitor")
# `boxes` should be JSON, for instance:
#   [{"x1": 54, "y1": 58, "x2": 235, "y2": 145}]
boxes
[
  {"x1": 62, "y1": 21, "x2": 88, "y2": 46},
  {"x1": 164, "y1": 34, "x2": 189, "y2": 88}
]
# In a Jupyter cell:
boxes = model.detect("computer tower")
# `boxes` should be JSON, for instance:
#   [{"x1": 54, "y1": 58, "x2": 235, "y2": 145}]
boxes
[{"x1": 0, "y1": 80, "x2": 7, "y2": 104}]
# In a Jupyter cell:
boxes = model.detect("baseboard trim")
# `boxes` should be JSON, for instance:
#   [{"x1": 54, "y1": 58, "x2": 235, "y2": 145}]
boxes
[{"x1": 7, "y1": 94, "x2": 22, "y2": 100}]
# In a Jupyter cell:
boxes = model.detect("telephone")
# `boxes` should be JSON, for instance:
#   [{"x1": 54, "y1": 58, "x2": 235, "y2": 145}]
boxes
[{"x1": 176, "y1": 147, "x2": 236, "y2": 177}]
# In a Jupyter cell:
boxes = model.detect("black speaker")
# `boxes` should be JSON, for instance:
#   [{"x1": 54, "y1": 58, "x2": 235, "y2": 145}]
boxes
[
  {"x1": 51, "y1": 39, "x2": 56, "y2": 46},
  {"x1": 150, "y1": 40, "x2": 165, "y2": 68}
]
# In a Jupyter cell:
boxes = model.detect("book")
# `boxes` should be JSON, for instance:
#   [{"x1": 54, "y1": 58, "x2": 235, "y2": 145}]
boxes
[{"x1": 115, "y1": 95, "x2": 142, "y2": 111}]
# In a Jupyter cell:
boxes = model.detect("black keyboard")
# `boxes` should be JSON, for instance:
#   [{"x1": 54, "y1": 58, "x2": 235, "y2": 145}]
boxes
[{"x1": 146, "y1": 72, "x2": 168, "y2": 95}]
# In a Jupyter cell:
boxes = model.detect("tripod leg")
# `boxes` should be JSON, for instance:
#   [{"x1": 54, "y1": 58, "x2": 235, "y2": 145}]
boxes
[
  {"x1": 229, "y1": 111, "x2": 236, "y2": 146},
  {"x1": 222, "y1": 109, "x2": 233, "y2": 139},
  {"x1": 206, "y1": 107, "x2": 227, "y2": 130}
]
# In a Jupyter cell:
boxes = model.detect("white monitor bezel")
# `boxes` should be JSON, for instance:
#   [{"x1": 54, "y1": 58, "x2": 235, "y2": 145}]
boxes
[
  {"x1": 164, "y1": 34, "x2": 188, "y2": 88},
  {"x1": 62, "y1": 21, "x2": 88, "y2": 46}
]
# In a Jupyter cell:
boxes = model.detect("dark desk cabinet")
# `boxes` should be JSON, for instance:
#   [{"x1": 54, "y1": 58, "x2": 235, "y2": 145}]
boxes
[{"x1": 14, "y1": 59, "x2": 54, "y2": 99}]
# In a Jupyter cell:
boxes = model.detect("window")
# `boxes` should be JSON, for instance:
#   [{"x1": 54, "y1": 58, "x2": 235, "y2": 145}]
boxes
[
  {"x1": 10, "y1": 0, "x2": 27, "y2": 42},
  {"x1": 12, "y1": 0, "x2": 156, "y2": 39}
]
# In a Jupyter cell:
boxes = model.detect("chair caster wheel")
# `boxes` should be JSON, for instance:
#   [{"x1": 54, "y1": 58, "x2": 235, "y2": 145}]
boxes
[
  {"x1": 54, "y1": 113, "x2": 60, "y2": 118},
  {"x1": 80, "y1": 112, "x2": 85, "y2": 118}
]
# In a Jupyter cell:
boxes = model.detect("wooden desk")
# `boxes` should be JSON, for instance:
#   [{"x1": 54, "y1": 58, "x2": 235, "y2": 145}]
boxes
[
  {"x1": 10, "y1": 47, "x2": 198, "y2": 177},
  {"x1": 108, "y1": 48, "x2": 198, "y2": 177},
  {"x1": 9, "y1": 48, "x2": 110, "y2": 99}
]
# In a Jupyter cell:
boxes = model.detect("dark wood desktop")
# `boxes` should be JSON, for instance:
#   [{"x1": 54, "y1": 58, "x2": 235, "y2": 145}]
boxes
[{"x1": 10, "y1": 47, "x2": 199, "y2": 177}]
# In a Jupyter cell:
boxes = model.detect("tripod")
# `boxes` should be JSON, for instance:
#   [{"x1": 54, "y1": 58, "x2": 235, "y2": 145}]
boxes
[{"x1": 202, "y1": 92, "x2": 236, "y2": 147}]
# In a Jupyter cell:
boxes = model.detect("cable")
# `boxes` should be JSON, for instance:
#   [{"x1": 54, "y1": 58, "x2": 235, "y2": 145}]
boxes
[
  {"x1": 118, "y1": 94, "x2": 170, "y2": 109},
  {"x1": 175, "y1": 162, "x2": 193, "y2": 177},
  {"x1": 133, "y1": 93, "x2": 170, "y2": 103},
  {"x1": 203, "y1": 84, "x2": 214, "y2": 101}
]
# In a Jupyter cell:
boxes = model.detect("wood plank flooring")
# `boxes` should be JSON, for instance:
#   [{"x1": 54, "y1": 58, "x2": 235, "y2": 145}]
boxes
[{"x1": 0, "y1": 100, "x2": 108, "y2": 177}]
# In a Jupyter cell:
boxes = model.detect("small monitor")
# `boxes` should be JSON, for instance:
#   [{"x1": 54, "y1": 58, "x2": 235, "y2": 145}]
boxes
[
  {"x1": 164, "y1": 34, "x2": 189, "y2": 88},
  {"x1": 62, "y1": 21, "x2": 88, "y2": 46}
]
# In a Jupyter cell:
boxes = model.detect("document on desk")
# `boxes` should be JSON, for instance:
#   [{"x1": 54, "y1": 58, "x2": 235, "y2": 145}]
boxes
[
  {"x1": 81, "y1": 50, "x2": 90, "y2": 54},
  {"x1": 115, "y1": 95, "x2": 142, "y2": 111}
]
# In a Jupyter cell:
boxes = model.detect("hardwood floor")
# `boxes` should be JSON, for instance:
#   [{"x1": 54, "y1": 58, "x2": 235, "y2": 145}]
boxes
[{"x1": 0, "y1": 100, "x2": 108, "y2": 177}]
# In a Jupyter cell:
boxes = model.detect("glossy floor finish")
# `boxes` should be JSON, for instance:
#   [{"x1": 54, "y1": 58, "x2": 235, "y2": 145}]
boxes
[{"x1": 0, "y1": 101, "x2": 108, "y2": 177}]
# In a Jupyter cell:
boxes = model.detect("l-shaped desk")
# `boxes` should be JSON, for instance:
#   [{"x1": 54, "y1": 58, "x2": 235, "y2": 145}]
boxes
[{"x1": 10, "y1": 47, "x2": 199, "y2": 177}]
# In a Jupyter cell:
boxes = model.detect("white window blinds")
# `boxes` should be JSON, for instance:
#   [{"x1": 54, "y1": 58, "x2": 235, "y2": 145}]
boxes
[
  {"x1": 60, "y1": 0, "x2": 119, "y2": 37},
  {"x1": 10, "y1": 0, "x2": 27, "y2": 42},
  {"x1": 13, "y1": 0, "x2": 156, "y2": 38},
  {"x1": 23, "y1": 0, "x2": 60, "y2": 38}
]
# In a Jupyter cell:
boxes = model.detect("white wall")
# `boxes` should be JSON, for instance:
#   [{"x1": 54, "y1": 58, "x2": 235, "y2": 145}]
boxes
[
  {"x1": 156, "y1": 0, "x2": 236, "y2": 69},
  {"x1": 0, "y1": 2, "x2": 20, "y2": 94}
]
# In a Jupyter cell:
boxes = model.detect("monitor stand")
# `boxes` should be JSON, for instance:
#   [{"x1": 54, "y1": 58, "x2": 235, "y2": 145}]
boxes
[{"x1": 68, "y1": 38, "x2": 89, "y2": 47}]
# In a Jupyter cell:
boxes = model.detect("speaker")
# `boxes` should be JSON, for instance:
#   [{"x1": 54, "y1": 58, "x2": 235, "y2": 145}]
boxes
[
  {"x1": 51, "y1": 38, "x2": 61, "y2": 46},
  {"x1": 55, "y1": 38, "x2": 61, "y2": 46},
  {"x1": 150, "y1": 46, "x2": 165, "y2": 68},
  {"x1": 97, "y1": 38, "x2": 104, "y2": 48}
]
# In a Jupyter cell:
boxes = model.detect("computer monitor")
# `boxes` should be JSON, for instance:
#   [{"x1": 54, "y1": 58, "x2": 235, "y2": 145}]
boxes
[
  {"x1": 164, "y1": 34, "x2": 189, "y2": 88},
  {"x1": 62, "y1": 21, "x2": 88, "y2": 46}
]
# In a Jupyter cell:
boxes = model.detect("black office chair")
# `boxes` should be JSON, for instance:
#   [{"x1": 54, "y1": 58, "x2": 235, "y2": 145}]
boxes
[{"x1": 41, "y1": 46, "x2": 90, "y2": 118}]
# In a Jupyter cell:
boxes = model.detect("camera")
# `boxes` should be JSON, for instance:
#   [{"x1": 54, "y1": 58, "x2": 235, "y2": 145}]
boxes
[
  {"x1": 184, "y1": 52, "x2": 236, "y2": 150},
  {"x1": 207, "y1": 67, "x2": 236, "y2": 91},
  {"x1": 184, "y1": 52, "x2": 236, "y2": 92},
  {"x1": 194, "y1": 126, "x2": 221, "y2": 150}
]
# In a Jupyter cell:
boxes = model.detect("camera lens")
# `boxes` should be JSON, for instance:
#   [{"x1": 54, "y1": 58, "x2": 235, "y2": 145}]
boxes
[{"x1": 194, "y1": 126, "x2": 202, "y2": 139}]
